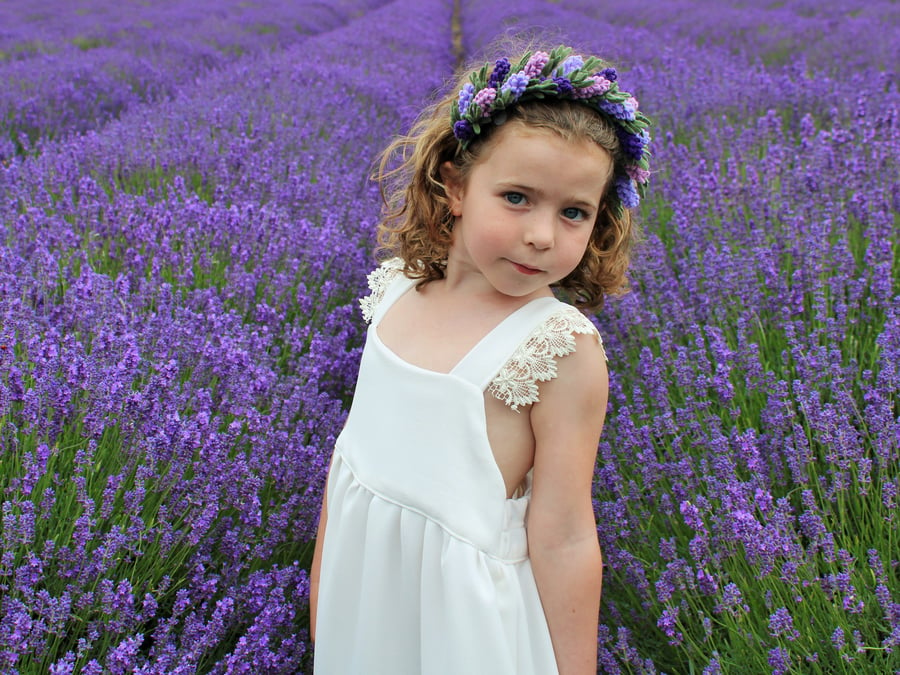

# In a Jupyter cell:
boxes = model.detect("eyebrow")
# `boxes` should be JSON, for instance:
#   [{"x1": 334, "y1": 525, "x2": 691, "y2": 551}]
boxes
[{"x1": 498, "y1": 182, "x2": 599, "y2": 210}]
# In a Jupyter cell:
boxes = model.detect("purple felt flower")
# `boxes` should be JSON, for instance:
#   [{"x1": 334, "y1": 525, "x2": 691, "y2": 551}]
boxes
[
  {"x1": 500, "y1": 71, "x2": 529, "y2": 99},
  {"x1": 553, "y1": 76, "x2": 574, "y2": 96},
  {"x1": 623, "y1": 96, "x2": 639, "y2": 119},
  {"x1": 573, "y1": 74, "x2": 611, "y2": 99},
  {"x1": 627, "y1": 165, "x2": 651, "y2": 185},
  {"x1": 619, "y1": 127, "x2": 649, "y2": 160},
  {"x1": 453, "y1": 120, "x2": 474, "y2": 142},
  {"x1": 615, "y1": 176, "x2": 640, "y2": 208},
  {"x1": 559, "y1": 54, "x2": 584, "y2": 76},
  {"x1": 458, "y1": 82, "x2": 475, "y2": 115},
  {"x1": 472, "y1": 87, "x2": 497, "y2": 116},
  {"x1": 523, "y1": 51, "x2": 550, "y2": 79},
  {"x1": 598, "y1": 99, "x2": 629, "y2": 119},
  {"x1": 488, "y1": 57, "x2": 510, "y2": 89}
]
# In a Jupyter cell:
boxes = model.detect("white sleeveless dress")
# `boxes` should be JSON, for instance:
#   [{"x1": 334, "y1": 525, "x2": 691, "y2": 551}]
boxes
[{"x1": 314, "y1": 259, "x2": 604, "y2": 674}]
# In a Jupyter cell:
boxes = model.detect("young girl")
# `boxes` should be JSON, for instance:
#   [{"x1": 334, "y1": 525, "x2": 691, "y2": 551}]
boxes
[{"x1": 310, "y1": 45, "x2": 651, "y2": 674}]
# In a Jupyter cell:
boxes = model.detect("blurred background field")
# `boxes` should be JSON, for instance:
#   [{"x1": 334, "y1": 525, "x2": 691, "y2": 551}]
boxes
[{"x1": 0, "y1": 0, "x2": 897, "y2": 672}]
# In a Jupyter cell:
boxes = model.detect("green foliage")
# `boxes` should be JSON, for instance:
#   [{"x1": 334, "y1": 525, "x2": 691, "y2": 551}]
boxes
[{"x1": 71, "y1": 36, "x2": 113, "y2": 51}]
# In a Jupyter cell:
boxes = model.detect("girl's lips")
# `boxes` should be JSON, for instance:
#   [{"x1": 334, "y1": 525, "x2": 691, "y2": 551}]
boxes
[{"x1": 510, "y1": 261, "x2": 542, "y2": 275}]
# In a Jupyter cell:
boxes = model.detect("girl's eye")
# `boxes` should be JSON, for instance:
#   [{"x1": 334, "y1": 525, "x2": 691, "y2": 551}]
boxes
[
  {"x1": 562, "y1": 207, "x2": 587, "y2": 221},
  {"x1": 504, "y1": 192, "x2": 526, "y2": 205}
]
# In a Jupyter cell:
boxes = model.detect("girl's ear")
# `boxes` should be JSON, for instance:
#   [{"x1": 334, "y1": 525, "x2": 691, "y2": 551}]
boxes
[{"x1": 440, "y1": 161, "x2": 464, "y2": 217}]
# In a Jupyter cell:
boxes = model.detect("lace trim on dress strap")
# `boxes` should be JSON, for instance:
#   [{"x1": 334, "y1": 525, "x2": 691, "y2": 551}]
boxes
[
  {"x1": 359, "y1": 257, "x2": 406, "y2": 324},
  {"x1": 488, "y1": 304, "x2": 606, "y2": 412}
]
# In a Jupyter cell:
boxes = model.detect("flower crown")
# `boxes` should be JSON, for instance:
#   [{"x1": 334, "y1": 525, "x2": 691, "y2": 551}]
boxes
[{"x1": 451, "y1": 46, "x2": 652, "y2": 213}]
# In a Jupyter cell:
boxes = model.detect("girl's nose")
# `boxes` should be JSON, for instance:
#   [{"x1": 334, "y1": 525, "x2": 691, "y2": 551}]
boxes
[{"x1": 524, "y1": 212, "x2": 555, "y2": 249}]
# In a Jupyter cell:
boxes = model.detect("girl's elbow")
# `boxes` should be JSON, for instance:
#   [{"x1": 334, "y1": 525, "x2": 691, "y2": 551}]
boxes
[{"x1": 528, "y1": 520, "x2": 600, "y2": 557}]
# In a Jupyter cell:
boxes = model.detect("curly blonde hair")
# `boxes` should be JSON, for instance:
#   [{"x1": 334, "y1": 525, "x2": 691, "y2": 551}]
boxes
[{"x1": 374, "y1": 52, "x2": 640, "y2": 311}]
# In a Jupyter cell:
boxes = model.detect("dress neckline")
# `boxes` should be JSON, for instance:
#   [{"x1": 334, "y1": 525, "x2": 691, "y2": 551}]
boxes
[{"x1": 373, "y1": 279, "x2": 558, "y2": 378}]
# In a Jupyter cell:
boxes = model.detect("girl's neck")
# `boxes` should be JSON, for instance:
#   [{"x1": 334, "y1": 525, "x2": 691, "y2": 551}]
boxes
[
  {"x1": 432, "y1": 266, "x2": 552, "y2": 314},
  {"x1": 439, "y1": 246, "x2": 554, "y2": 311}
]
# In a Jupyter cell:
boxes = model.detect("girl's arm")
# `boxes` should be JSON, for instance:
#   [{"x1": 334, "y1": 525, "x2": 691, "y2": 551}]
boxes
[
  {"x1": 309, "y1": 482, "x2": 328, "y2": 644},
  {"x1": 527, "y1": 332, "x2": 608, "y2": 675}
]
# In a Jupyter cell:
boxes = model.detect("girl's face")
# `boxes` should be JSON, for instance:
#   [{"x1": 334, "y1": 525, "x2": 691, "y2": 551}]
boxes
[{"x1": 441, "y1": 122, "x2": 613, "y2": 300}]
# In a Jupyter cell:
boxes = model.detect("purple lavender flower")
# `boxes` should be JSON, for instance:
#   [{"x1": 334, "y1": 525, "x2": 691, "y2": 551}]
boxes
[
  {"x1": 601, "y1": 67, "x2": 618, "y2": 82},
  {"x1": 715, "y1": 582, "x2": 750, "y2": 617},
  {"x1": 768, "y1": 647, "x2": 791, "y2": 675},
  {"x1": 49, "y1": 653, "x2": 76, "y2": 675},
  {"x1": 696, "y1": 567, "x2": 718, "y2": 595},
  {"x1": 703, "y1": 653, "x2": 722, "y2": 675},
  {"x1": 104, "y1": 635, "x2": 142, "y2": 674},
  {"x1": 680, "y1": 500, "x2": 704, "y2": 530},
  {"x1": 657, "y1": 607, "x2": 684, "y2": 646},
  {"x1": 769, "y1": 607, "x2": 800, "y2": 641},
  {"x1": 831, "y1": 626, "x2": 846, "y2": 651},
  {"x1": 659, "y1": 537, "x2": 678, "y2": 560}
]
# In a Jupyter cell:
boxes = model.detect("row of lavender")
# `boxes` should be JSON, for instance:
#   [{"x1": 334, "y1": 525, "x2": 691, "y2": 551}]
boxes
[
  {"x1": 561, "y1": 0, "x2": 900, "y2": 73},
  {"x1": 0, "y1": 0, "x2": 381, "y2": 52},
  {"x1": 0, "y1": 0, "x2": 391, "y2": 161},
  {"x1": 459, "y1": 0, "x2": 899, "y2": 672},
  {"x1": 0, "y1": 0, "x2": 453, "y2": 672}
]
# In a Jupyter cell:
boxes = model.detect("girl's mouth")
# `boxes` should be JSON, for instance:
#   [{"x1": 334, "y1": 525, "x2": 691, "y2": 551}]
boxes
[{"x1": 511, "y1": 261, "x2": 542, "y2": 275}]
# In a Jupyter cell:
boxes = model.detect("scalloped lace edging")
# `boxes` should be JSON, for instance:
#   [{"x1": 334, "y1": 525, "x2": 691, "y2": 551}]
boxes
[
  {"x1": 359, "y1": 258, "x2": 406, "y2": 324},
  {"x1": 488, "y1": 305, "x2": 605, "y2": 411}
]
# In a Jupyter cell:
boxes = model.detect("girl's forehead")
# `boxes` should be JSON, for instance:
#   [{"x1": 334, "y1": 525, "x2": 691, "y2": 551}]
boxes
[
  {"x1": 478, "y1": 121, "x2": 605, "y2": 161},
  {"x1": 473, "y1": 123, "x2": 614, "y2": 189}
]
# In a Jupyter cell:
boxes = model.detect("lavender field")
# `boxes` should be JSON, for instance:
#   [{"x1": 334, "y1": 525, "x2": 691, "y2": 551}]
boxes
[{"x1": 0, "y1": 0, "x2": 897, "y2": 672}]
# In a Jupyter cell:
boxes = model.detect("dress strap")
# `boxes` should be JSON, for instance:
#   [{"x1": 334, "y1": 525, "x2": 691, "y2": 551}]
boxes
[
  {"x1": 486, "y1": 304, "x2": 604, "y2": 411},
  {"x1": 359, "y1": 258, "x2": 415, "y2": 326},
  {"x1": 450, "y1": 297, "x2": 561, "y2": 391},
  {"x1": 454, "y1": 300, "x2": 605, "y2": 411}
]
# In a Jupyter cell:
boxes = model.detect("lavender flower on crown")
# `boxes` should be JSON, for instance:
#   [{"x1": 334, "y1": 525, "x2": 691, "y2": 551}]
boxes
[
  {"x1": 488, "y1": 58, "x2": 511, "y2": 89},
  {"x1": 615, "y1": 176, "x2": 640, "y2": 209},
  {"x1": 450, "y1": 45, "x2": 652, "y2": 216},
  {"x1": 472, "y1": 87, "x2": 497, "y2": 116},
  {"x1": 501, "y1": 72, "x2": 529, "y2": 99},
  {"x1": 553, "y1": 77, "x2": 575, "y2": 96},
  {"x1": 523, "y1": 51, "x2": 550, "y2": 79},
  {"x1": 458, "y1": 83, "x2": 475, "y2": 115},
  {"x1": 572, "y1": 75, "x2": 611, "y2": 99},
  {"x1": 559, "y1": 55, "x2": 584, "y2": 77}
]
